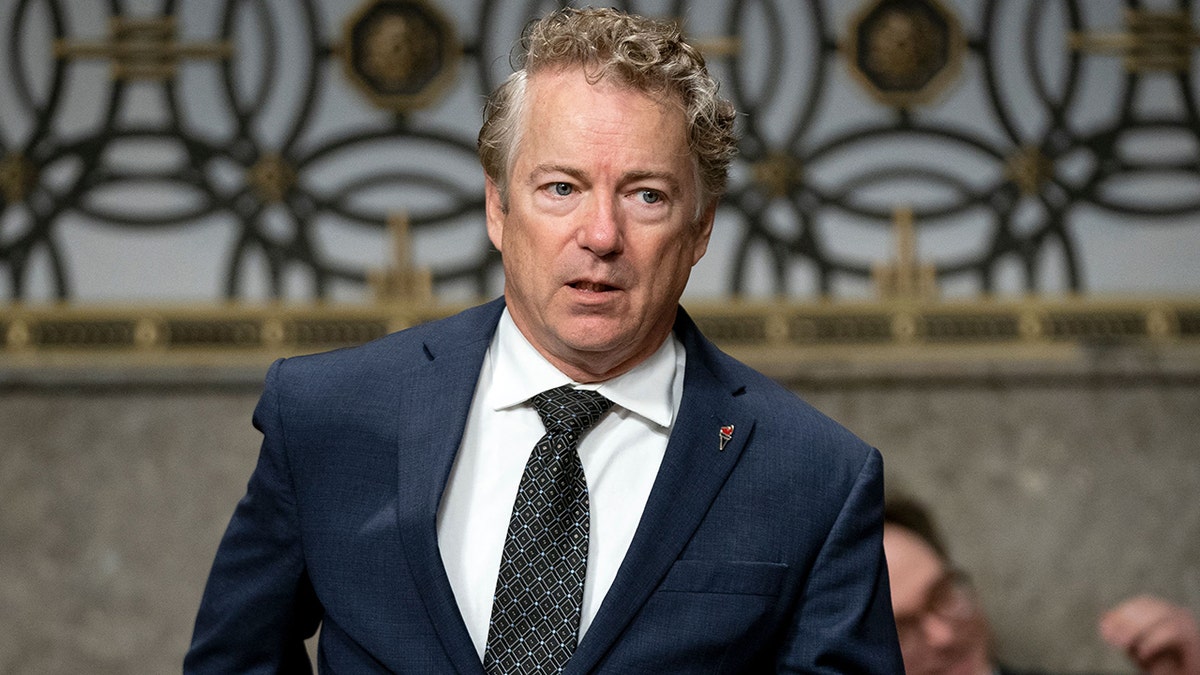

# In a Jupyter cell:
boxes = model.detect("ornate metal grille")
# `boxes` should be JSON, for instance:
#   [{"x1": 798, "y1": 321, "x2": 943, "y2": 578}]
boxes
[{"x1": 0, "y1": 0, "x2": 1197, "y2": 303}]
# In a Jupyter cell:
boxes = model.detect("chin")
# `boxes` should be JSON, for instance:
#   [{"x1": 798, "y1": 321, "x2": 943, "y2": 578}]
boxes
[
  {"x1": 558, "y1": 333, "x2": 629, "y2": 359},
  {"x1": 556, "y1": 319, "x2": 633, "y2": 352}
]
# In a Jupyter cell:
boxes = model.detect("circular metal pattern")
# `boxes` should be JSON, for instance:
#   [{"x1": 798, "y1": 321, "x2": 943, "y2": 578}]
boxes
[
  {"x1": 0, "y1": 0, "x2": 1197, "y2": 302},
  {"x1": 341, "y1": 0, "x2": 461, "y2": 111},
  {"x1": 844, "y1": 0, "x2": 965, "y2": 106}
]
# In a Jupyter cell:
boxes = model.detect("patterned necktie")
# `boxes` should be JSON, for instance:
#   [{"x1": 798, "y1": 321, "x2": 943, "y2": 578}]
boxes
[{"x1": 483, "y1": 385, "x2": 614, "y2": 675}]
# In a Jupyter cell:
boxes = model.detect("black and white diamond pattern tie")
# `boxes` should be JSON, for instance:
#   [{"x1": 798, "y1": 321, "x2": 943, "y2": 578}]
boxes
[{"x1": 483, "y1": 385, "x2": 613, "y2": 675}]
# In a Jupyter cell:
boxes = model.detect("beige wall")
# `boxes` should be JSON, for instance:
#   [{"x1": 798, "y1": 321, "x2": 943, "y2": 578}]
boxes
[
  {"x1": 0, "y1": 385, "x2": 262, "y2": 674},
  {"x1": 1, "y1": 358, "x2": 1197, "y2": 673},
  {"x1": 795, "y1": 367, "x2": 1200, "y2": 672}
]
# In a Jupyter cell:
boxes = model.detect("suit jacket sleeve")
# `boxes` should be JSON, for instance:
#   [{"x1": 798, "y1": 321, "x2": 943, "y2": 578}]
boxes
[
  {"x1": 776, "y1": 447, "x2": 903, "y2": 672},
  {"x1": 184, "y1": 358, "x2": 322, "y2": 673}
]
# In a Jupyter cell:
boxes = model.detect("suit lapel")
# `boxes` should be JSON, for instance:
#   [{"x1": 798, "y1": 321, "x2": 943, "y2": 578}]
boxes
[
  {"x1": 394, "y1": 299, "x2": 504, "y2": 675},
  {"x1": 567, "y1": 311, "x2": 755, "y2": 674}
]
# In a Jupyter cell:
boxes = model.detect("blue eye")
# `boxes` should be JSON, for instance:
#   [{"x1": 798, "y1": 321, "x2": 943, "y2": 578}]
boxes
[
  {"x1": 639, "y1": 190, "x2": 662, "y2": 204},
  {"x1": 550, "y1": 182, "x2": 573, "y2": 197}
]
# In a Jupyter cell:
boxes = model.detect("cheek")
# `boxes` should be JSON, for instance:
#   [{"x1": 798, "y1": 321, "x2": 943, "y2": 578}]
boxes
[
  {"x1": 652, "y1": 236, "x2": 702, "y2": 279},
  {"x1": 503, "y1": 222, "x2": 541, "y2": 265},
  {"x1": 507, "y1": 229, "x2": 566, "y2": 291}
]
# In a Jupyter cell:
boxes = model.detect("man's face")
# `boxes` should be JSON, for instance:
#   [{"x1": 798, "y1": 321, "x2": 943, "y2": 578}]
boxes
[
  {"x1": 486, "y1": 67, "x2": 713, "y2": 383},
  {"x1": 884, "y1": 524, "x2": 993, "y2": 675}
]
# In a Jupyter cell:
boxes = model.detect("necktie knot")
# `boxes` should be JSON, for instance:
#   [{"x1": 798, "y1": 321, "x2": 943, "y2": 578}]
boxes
[{"x1": 532, "y1": 385, "x2": 613, "y2": 435}]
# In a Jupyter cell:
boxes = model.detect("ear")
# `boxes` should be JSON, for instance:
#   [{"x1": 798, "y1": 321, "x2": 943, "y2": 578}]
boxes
[
  {"x1": 484, "y1": 177, "x2": 505, "y2": 252},
  {"x1": 690, "y1": 201, "x2": 717, "y2": 265}
]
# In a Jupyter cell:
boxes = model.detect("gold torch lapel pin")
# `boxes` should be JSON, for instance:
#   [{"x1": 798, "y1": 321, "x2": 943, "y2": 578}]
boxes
[{"x1": 719, "y1": 425, "x2": 734, "y2": 451}]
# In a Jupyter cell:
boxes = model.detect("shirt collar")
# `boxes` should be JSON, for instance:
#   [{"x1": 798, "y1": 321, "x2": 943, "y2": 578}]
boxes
[{"x1": 487, "y1": 309, "x2": 678, "y2": 429}]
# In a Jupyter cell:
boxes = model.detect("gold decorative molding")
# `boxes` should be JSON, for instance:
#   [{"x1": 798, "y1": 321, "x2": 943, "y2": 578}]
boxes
[
  {"x1": 55, "y1": 17, "x2": 233, "y2": 80},
  {"x1": 843, "y1": 0, "x2": 966, "y2": 107},
  {"x1": 0, "y1": 153, "x2": 37, "y2": 204},
  {"x1": 3, "y1": 297, "x2": 1199, "y2": 374},
  {"x1": 246, "y1": 153, "x2": 297, "y2": 204},
  {"x1": 1068, "y1": 9, "x2": 1200, "y2": 73},
  {"x1": 752, "y1": 153, "x2": 804, "y2": 198},
  {"x1": 1006, "y1": 145, "x2": 1054, "y2": 196},
  {"x1": 0, "y1": 302, "x2": 455, "y2": 369},
  {"x1": 872, "y1": 205, "x2": 937, "y2": 300},
  {"x1": 368, "y1": 212, "x2": 433, "y2": 303},
  {"x1": 338, "y1": 0, "x2": 461, "y2": 112}
]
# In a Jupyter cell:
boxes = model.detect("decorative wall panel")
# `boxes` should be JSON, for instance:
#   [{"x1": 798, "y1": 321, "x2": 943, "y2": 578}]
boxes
[{"x1": 0, "y1": 0, "x2": 1197, "y2": 304}]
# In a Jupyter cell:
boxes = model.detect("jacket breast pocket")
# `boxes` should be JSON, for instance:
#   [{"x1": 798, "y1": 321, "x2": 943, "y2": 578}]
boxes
[{"x1": 657, "y1": 559, "x2": 788, "y2": 597}]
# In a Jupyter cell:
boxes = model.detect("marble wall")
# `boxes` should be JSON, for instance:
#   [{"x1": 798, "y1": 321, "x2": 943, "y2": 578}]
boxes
[{"x1": 1, "y1": 359, "x2": 1196, "y2": 673}]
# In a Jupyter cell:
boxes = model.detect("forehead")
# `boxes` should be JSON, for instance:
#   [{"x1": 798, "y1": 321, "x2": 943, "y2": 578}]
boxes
[
  {"x1": 884, "y1": 524, "x2": 947, "y2": 613},
  {"x1": 516, "y1": 68, "x2": 691, "y2": 170},
  {"x1": 525, "y1": 65, "x2": 682, "y2": 114}
]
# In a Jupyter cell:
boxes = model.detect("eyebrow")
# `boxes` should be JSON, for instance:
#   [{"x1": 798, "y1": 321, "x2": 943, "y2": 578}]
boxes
[
  {"x1": 530, "y1": 164, "x2": 586, "y2": 184},
  {"x1": 623, "y1": 170, "x2": 681, "y2": 194}
]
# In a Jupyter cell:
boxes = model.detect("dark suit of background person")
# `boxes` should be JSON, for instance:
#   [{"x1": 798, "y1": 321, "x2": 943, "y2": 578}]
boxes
[{"x1": 185, "y1": 8, "x2": 902, "y2": 673}]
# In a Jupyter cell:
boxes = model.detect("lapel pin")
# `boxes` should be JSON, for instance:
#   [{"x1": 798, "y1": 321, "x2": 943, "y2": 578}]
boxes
[{"x1": 719, "y1": 424, "x2": 734, "y2": 451}]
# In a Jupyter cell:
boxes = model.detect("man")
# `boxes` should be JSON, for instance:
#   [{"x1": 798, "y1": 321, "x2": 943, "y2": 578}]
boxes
[
  {"x1": 185, "y1": 8, "x2": 901, "y2": 673},
  {"x1": 884, "y1": 495, "x2": 1200, "y2": 675}
]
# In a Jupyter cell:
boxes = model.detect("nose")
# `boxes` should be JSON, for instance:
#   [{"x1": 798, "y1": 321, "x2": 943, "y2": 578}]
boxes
[{"x1": 576, "y1": 196, "x2": 623, "y2": 257}]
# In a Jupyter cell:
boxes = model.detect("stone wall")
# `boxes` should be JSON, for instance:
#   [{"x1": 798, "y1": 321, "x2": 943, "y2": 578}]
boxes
[
  {"x1": 1, "y1": 359, "x2": 1196, "y2": 673},
  {"x1": 0, "y1": 381, "x2": 264, "y2": 674},
  {"x1": 793, "y1": 365, "x2": 1200, "y2": 673}
]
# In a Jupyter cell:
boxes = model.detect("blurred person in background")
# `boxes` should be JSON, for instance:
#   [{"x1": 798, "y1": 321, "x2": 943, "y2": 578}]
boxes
[{"x1": 884, "y1": 494, "x2": 1200, "y2": 675}]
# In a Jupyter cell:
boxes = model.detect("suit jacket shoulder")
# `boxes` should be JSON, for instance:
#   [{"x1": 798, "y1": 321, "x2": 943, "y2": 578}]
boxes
[
  {"x1": 271, "y1": 297, "x2": 504, "y2": 392},
  {"x1": 675, "y1": 306, "x2": 876, "y2": 468}
]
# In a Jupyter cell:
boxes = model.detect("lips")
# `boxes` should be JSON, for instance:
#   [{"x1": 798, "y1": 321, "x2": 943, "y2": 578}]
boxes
[{"x1": 569, "y1": 280, "x2": 617, "y2": 292}]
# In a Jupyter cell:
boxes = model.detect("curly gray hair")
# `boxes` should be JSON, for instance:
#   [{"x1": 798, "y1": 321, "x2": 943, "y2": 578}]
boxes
[{"x1": 478, "y1": 7, "x2": 738, "y2": 214}]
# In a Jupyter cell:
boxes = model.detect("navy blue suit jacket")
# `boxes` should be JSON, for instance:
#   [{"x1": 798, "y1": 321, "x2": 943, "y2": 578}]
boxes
[{"x1": 185, "y1": 298, "x2": 902, "y2": 673}]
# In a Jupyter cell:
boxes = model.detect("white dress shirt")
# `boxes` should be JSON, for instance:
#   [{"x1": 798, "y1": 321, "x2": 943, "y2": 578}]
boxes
[{"x1": 436, "y1": 309, "x2": 685, "y2": 659}]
